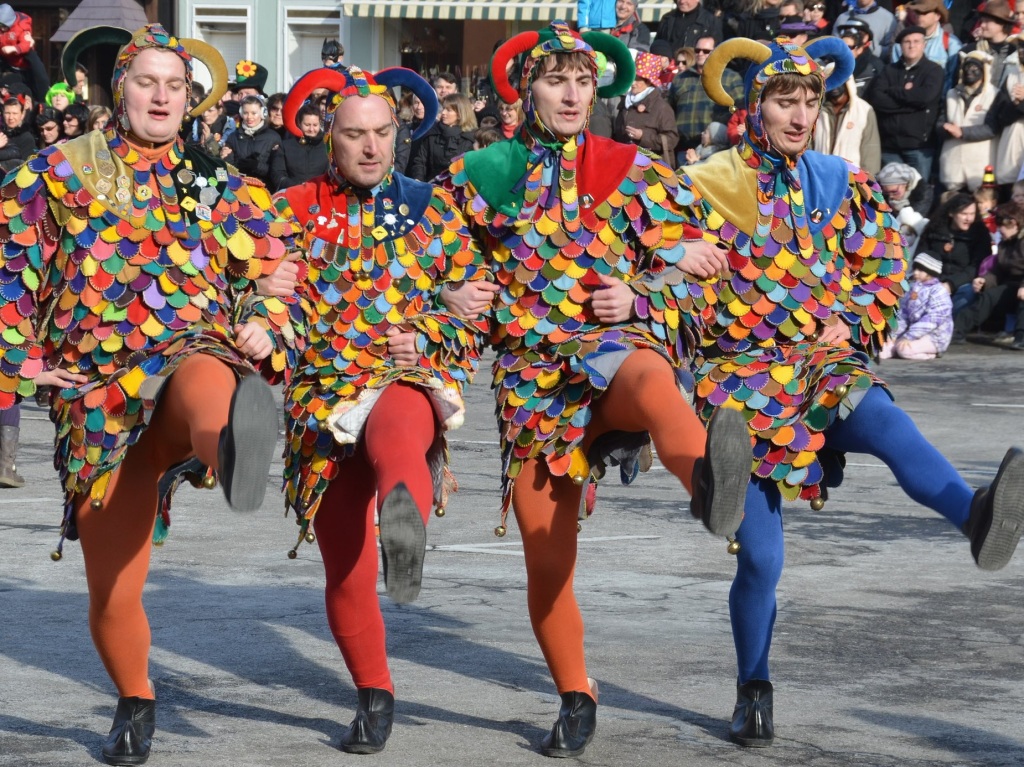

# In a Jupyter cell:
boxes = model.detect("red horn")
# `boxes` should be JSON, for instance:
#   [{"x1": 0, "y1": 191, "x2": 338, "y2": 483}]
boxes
[
  {"x1": 282, "y1": 67, "x2": 356, "y2": 138},
  {"x1": 490, "y1": 31, "x2": 540, "y2": 104}
]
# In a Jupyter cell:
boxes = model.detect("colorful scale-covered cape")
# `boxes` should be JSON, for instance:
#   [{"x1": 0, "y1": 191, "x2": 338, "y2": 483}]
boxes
[
  {"x1": 445, "y1": 131, "x2": 709, "y2": 521},
  {"x1": 0, "y1": 129, "x2": 298, "y2": 527},
  {"x1": 679, "y1": 142, "x2": 907, "y2": 502},
  {"x1": 276, "y1": 171, "x2": 488, "y2": 524}
]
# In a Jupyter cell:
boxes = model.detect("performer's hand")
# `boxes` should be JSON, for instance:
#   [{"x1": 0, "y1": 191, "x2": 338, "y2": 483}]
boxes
[
  {"x1": 440, "y1": 280, "x2": 500, "y2": 318},
  {"x1": 589, "y1": 273, "x2": 635, "y2": 323},
  {"x1": 255, "y1": 251, "x2": 302, "y2": 297},
  {"x1": 33, "y1": 368, "x2": 89, "y2": 388},
  {"x1": 817, "y1": 318, "x2": 852, "y2": 345},
  {"x1": 678, "y1": 239, "x2": 731, "y2": 279},
  {"x1": 385, "y1": 326, "x2": 418, "y2": 366},
  {"x1": 234, "y1": 321, "x2": 273, "y2": 361},
  {"x1": 0, "y1": 46, "x2": 15, "y2": 56}
]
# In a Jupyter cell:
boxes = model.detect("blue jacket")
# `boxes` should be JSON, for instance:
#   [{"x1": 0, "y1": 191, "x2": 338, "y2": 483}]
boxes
[{"x1": 577, "y1": 0, "x2": 617, "y2": 30}]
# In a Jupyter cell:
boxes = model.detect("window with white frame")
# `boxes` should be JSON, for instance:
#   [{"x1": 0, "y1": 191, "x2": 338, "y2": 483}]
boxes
[
  {"x1": 284, "y1": 7, "x2": 344, "y2": 89},
  {"x1": 192, "y1": 6, "x2": 252, "y2": 92}
]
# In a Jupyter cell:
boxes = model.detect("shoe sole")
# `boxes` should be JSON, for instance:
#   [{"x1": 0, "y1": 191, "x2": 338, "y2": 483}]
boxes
[
  {"x1": 222, "y1": 375, "x2": 278, "y2": 512},
  {"x1": 341, "y1": 741, "x2": 386, "y2": 755},
  {"x1": 978, "y1": 447, "x2": 1024, "y2": 571},
  {"x1": 729, "y1": 733, "x2": 774, "y2": 748},
  {"x1": 702, "y1": 408, "x2": 751, "y2": 537},
  {"x1": 102, "y1": 753, "x2": 150, "y2": 766},
  {"x1": 378, "y1": 483, "x2": 426, "y2": 604}
]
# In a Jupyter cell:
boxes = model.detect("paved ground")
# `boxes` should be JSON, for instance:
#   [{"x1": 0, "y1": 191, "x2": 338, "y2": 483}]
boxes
[{"x1": 1, "y1": 342, "x2": 1023, "y2": 767}]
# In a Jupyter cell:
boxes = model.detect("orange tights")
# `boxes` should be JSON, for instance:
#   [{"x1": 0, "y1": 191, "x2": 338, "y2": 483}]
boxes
[
  {"x1": 512, "y1": 349, "x2": 706, "y2": 694},
  {"x1": 313, "y1": 383, "x2": 438, "y2": 693},
  {"x1": 74, "y1": 355, "x2": 238, "y2": 699}
]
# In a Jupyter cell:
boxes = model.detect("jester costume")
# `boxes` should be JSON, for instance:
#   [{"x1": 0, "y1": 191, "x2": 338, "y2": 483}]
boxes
[
  {"x1": 443, "y1": 23, "x2": 752, "y2": 758},
  {"x1": 679, "y1": 36, "x2": 1024, "y2": 747},
  {"x1": 0, "y1": 25, "x2": 297, "y2": 765},
  {"x1": 274, "y1": 65, "x2": 488, "y2": 755}
]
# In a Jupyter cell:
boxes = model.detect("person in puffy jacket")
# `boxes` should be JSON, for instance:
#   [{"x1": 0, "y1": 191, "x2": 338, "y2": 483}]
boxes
[
  {"x1": 222, "y1": 94, "x2": 281, "y2": 184},
  {"x1": 408, "y1": 93, "x2": 476, "y2": 182},
  {"x1": 269, "y1": 103, "x2": 328, "y2": 191}
]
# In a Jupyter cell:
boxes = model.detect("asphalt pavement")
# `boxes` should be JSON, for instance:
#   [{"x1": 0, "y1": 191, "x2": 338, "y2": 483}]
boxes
[{"x1": 1, "y1": 342, "x2": 1023, "y2": 767}]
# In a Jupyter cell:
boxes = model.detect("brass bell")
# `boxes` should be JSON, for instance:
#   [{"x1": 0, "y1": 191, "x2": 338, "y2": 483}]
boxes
[
  {"x1": 435, "y1": 507, "x2": 446, "y2": 518},
  {"x1": 154, "y1": 540, "x2": 164, "y2": 547},
  {"x1": 727, "y1": 539, "x2": 741, "y2": 555},
  {"x1": 305, "y1": 532, "x2": 316, "y2": 543},
  {"x1": 494, "y1": 525, "x2": 507, "y2": 537},
  {"x1": 810, "y1": 497, "x2": 825, "y2": 511},
  {"x1": 287, "y1": 549, "x2": 298, "y2": 560},
  {"x1": 90, "y1": 499, "x2": 103, "y2": 510},
  {"x1": 50, "y1": 550, "x2": 63, "y2": 562},
  {"x1": 576, "y1": 522, "x2": 582, "y2": 533},
  {"x1": 572, "y1": 474, "x2": 586, "y2": 486},
  {"x1": 203, "y1": 475, "x2": 217, "y2": 489},
  {"x1": 835, "y1": 384, "x2": 849, "y2": 398}
]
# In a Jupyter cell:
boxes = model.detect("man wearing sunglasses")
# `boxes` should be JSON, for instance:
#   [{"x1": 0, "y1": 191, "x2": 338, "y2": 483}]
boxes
[{"x1": 667, "y1": 35, "x2": 741, "y2": 161}]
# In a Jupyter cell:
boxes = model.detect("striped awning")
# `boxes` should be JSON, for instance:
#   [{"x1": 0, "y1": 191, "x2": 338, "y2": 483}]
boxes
[{"x1": 341, "y1": 1, "x2": 673, "y2": 23}]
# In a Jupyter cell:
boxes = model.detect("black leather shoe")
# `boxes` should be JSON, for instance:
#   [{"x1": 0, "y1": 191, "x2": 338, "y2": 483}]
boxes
[
  {"x1": 378, "y1": 483, "x2": 426, "y2": 604},
  {"x1": 690, "y1": 407, "x2": 750, "y2": 537},
  {"x1": 217, "y1": 374, "x2": 278, "y2": 512},
  {"x1": 101, "y1": 696, "x2": 156, "y2": 766},
  {"x1": 540, "y1": 690, "x2": 597, "y2": 758},
  {"x1": 963, "y1": 447, "x2": 1024, "y2": 571},
  {"x1": 340, "y1": 688, "x2": 395, "y2": 754},
  {"x1": 729, "y1": 679, "x2": 774, "y2": 747}
]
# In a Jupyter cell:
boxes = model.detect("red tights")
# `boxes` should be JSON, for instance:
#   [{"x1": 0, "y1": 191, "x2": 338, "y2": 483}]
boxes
[
  {"x1": 512, "y1": 350, "x2": 707, "y2": 694},
  {"x1": 74, "y1": 355, "x2": 238, "y2": 699},
  {"x1": 313, "y1": 383, "x2": 438, "y2": 693}
]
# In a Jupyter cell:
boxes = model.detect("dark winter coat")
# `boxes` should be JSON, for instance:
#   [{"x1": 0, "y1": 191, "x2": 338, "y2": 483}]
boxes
[
  {"x1": 919, "y1": 220, "x2": 992, "y2": 292},
  {"x1": 985, "y1": 235, "x2": 1024, "y2": 288},
  {"x1": 408, "y1": 122, "x2": 475, "y2": 182},
  {"x1": 867, "y1": 57, "x2": 945, "y2": 151},
  {"x1": 224, "y1": 123, "x2": 281, "y2": 184},
  {"x1": 0, "y1": 124, "x2": 35, "y2": 174},
  {"x1": 268, "y1": 132, "x2": 329, "y2": 192},
  {"x1": 612, "y1": 87, "x2": 679, "y2": 163},
  {"x1": 654, "y1": 6, "x2": 722, "y2": 52}
]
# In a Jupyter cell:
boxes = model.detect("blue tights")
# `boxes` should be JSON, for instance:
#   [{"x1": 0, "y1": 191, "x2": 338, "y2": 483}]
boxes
[{"x1": 731, "y1": 386, "x2": 975, "y2": 683}]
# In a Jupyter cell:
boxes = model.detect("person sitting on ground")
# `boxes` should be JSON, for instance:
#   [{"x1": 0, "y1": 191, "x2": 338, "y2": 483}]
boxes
[{"x1": 879, "y1": 252, "x2": 954, "y2": 360}]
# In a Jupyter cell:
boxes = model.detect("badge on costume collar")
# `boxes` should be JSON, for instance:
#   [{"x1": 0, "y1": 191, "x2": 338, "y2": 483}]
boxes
[
  {"x1": 196, "y1": 204, "x2": 212, "y2": 221},
  {"x1": 115, "y1": 188, "x2": 131, "y2": 204},
  {"x1": 116, "y1": 175, "x2": 130, "y2": 189},
  {"x1": 96, "y1": 149, "x2": 112, "y2": 161},
  {"x1": 180, "y1": 196, "x2": 197, "y2": 211},
  {"x1": 215, "y1": 167, "x2": 229, "y2": 183},
  {"x1": 199, "y1": 187, "x2": 218, "y2": 206},
  {"x1": 95, "y1": 179, "x2": 112, "y2": 194},
  {"x1": 382, "y1": 198, "x2": 394, "y2": 210},
  {"x1": 398, "y1": 204, "x2": 409, "y2": 216},
  {"x1": 810, "y1": 209, "x2": 824, "y2": 223},
  {"x1": 82, "y1": 164, "x2": 94, "y2": 175},
  {"x1": 372, "y1": 225, "x2": 388, "y2": 240},
  {"x1": 178, "y1": 169, "x2": 195, "y2": 185},
  {"x1": 98, "y1": 161, "x2": 116, "y2": 177},
  {"x1": 135, "y1": 185, "x2": 152, "y2": 201}
]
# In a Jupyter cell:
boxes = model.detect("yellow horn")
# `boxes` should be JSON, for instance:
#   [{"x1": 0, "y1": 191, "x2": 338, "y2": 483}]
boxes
[
  {"x1": 181, "y1": 37, "x2": 228, "y2": 117},
  {"x1": 701, "y1": 38, "x2": 772, "y2": 108}
]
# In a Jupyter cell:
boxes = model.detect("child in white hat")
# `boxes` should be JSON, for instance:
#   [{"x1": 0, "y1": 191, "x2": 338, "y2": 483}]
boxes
[{"x1": 880, "y1": 252, "x2": 954, "y2": 359}]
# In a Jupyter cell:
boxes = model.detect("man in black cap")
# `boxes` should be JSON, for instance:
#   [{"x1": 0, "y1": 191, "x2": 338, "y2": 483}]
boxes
[{"x1": 867, "y1": 24, "x2": 944, "y2": 199}]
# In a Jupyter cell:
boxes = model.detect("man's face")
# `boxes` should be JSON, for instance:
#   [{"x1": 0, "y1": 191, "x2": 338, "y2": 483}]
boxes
[
  {"x1": 530, "y1": 58, "x2": 595, "y2": 139},
  {"x1": 676, "y1": 0, "x2": 699, "y2": 12},
  {"x1": 694, "y1": 38, "x2": 715, "y2": 73},
  {"x1": 899, "y1": 33, "x2": 926, "y2": 65},
  {"x1": 760, "y1": 85, "x2": 819, "y2": 157},
  {"x1": 122, "y1": 47, "x2": 189, "y2": 144},
  {"x1": 616, "y1": 0, "x2": 637, "y2": 20},
  {"x1": 911, "y1": 9, "x2": 941, "y2": 34},
  {"x1": 330, "y1": 95, "x2": 395, "y2": 188},
  {"x1": 39, "y1": 120, "x2": 59, "y2": 144},
  {"x1": 856, "y1": 0, "x2": 873, "y2": 7},
  {"x1": 2, "y1": 103, "x2": 23, "y2": 130},
  {"x1": 434, "y1": 79, "x2": 457, "y2": 100},
  {"x1": 74, "y1": 68, "x2": 87, "y2": 95},
  {"x1": 978, "y1": 16, "x2": 1008, "y2": 42}
]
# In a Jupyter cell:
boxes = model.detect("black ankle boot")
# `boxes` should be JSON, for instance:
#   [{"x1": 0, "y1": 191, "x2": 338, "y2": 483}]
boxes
[
  {"x1": 340, "y1": 688, "x2": 395, "y2": 754},
  {"x1": 101, "y1": 696, "x2": 156, "y2": 766},
  {"x1": 729, "y1": 679, "x2": 774, "y2": 747},
  {"x1": 540, "y1": 690, "x2": 597, "y2": 758},
  {"x1": 963, "y1": 447, "x2": 1024, "y2": 571},
  {"x1": 217, "y1": 374, "x2": 278, "y2": 512},
  {"x1": 690, "y1": 407, "x2": 750, "y2": 537}
]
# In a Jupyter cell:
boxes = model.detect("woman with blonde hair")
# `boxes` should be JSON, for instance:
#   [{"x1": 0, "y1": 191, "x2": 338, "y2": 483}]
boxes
[
  {"x1": 409, "y1": 93, "x2": 476, "y2": 181},
  {"x1": 496, "y1": 98, "x2": 523, "y2": 139}
]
